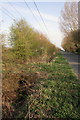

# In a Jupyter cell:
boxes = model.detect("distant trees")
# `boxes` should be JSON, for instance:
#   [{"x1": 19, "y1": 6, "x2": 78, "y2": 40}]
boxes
[
  {"x1": 9, "y1": 19, "x2": 57, "y2": 62},
  {"x1": 61, "y1": 29, "x2": 80, "y2": 52},
  {"x1": 60, "y1": 2, "x2": 79, "y2": 53},
  {"x1": 61, "y1": 34, "x2": 77, "y2": 52}
]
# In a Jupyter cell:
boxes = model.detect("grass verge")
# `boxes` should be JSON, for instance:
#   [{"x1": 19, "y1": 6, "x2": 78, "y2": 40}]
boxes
[{"x1": 11, "y1": 53, "x2": 80, "y2": 119}]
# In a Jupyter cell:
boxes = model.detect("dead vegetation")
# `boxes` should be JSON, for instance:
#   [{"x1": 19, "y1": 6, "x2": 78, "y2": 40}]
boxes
[{"x1": 2, "y1": 70, "x2": 44, "y2": 119}]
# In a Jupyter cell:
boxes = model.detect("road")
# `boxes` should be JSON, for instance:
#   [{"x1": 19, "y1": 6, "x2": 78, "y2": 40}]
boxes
[{"x1": 61, "y1": 51, "x2": 80, "y2": 79}]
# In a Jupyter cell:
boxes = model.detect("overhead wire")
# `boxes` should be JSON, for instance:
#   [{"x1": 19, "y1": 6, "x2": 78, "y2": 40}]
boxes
[
  {"x1": 1, "y1": 8, "x2": 16, "y2": 21},
  {"x1": 33, "y1": 0, "x2": 50, "y2": 36},
  {"x1": 2, "y1": 7, "x2": 16, "y2": 21},
  {"x1": 6, "y1": 0, "x2": 23, "y2": 18},
  {"x1": 1, "y1": 3, "x2": 32, "y2": 39},
  {"x1": 1, "y1": 2, "x2": 32, "y2": 41},
  {"x1": 23, "y1": 0, "x2": 45, "y2": 41},
  {"x1": 24, "y1": 0, "x2": 42, "y2": 31},
  {"x1": 1, "y1": 1, "x2": 50, "y2": 40}
]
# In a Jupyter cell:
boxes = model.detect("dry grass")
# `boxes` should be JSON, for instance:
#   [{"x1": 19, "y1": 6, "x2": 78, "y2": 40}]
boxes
[{"x1": 2, "y1": 68, "x2": 41, "y2": 119}]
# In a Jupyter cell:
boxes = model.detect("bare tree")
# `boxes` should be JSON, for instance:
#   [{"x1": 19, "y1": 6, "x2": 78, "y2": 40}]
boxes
[{"x1": 59, "y1": 2, "x2": 78, "y2": 36}]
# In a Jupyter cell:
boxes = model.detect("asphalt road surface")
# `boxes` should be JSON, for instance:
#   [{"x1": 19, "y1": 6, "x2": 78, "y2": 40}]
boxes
[{"x1": 61, "y1": 51, "x2": 80, "y2": 79}]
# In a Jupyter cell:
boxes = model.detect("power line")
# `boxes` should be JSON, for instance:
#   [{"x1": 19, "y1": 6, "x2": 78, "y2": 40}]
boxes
[
  {"x1": 24, "y1": 0, "x2": 42, "y2": 30},
  {"x1": 1, "y1": 9, "x2": 15, "y2": 21},
  {"x1": 22, "y1": 0, "x2": 42, "y2": 43},
  {"x1": 6, "y1": 0, "x2": 23, "y2": 18},
  {"x1": 33, "y1": 0, "x2": 50, "y2": 36},
  {"x1": 2, "y1": 7, "x2": 16, "y2": 20},
  {"x1": 1, "y1": 8, "x2": 32, "y2": 45}
]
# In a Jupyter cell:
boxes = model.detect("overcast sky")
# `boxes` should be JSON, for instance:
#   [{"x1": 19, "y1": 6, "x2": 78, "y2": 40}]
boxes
[{"x1": 0, "y1": 1, "x2": 68, "y2": 48}]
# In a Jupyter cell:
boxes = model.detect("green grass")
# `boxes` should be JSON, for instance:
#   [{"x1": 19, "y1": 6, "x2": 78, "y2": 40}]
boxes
[{"x1": 15, "y1": 53, "x2": 80, "y2": 119}]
